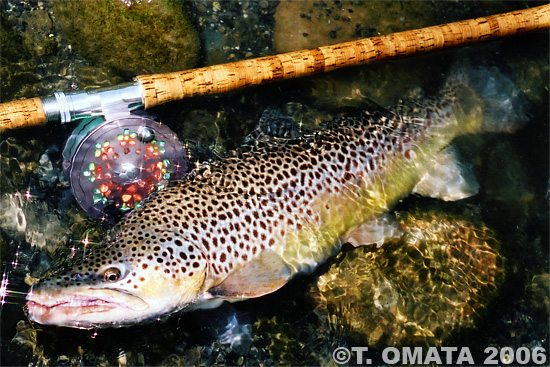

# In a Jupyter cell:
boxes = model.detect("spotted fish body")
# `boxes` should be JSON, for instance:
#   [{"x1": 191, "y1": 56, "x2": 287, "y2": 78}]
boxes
[{"x1": 26, "y1": 67, "x2": 528, "y2": 328}]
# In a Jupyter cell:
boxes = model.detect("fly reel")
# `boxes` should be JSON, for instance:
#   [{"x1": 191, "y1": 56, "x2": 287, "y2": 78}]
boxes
[{"x1": 63, "y1": 113, "x2": 187, "y2": 221}]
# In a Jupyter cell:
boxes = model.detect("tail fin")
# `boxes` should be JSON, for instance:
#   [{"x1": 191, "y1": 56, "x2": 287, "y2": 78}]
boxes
[{"x1": 445, "y1": 64, "x2": 531, "y2": 135}]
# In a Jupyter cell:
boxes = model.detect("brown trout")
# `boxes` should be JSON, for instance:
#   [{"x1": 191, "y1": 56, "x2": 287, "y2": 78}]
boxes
[{"x1": 26, "y1": 67, "x2": 528, "y2": 328}]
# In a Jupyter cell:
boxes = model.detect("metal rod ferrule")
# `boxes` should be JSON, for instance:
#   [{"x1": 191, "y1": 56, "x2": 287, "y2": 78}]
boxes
[{"x1": 41, "y1": 82, "x2": 144, "y2": 124}]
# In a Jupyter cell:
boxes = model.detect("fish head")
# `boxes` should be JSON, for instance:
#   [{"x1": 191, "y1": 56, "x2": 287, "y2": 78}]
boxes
[{"x1": 26, "y1": 229, "x2": 208, "y2": 328}]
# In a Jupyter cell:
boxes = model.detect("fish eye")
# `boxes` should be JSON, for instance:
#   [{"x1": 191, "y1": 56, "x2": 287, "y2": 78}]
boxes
[{"x1": 101, "y1": 267, "x2": 122, "y2": 282}]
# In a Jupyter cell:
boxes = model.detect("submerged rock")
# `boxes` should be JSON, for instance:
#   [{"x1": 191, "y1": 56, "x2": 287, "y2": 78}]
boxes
[
  {"x1": 1, "y1": 3, "x2": 124, "y2": 101},
  {"x1": 7, "y1": 320, "x2": 46, "y2": 366},
  {"x1": 525, "y1": 273, "x2": 550, "y2": 323},
  {"x1": 0, "y1": 194, "x2": 27, "y2": 237},
  {"x1": 252, "y1": 313, "x2": 330, "y2": 366},
  {"x1": 311, "y1": 211, "x2": 505, "y2": 347},
  {"x1": 272, "y1": 1, "x2": 449, "y2": 107},
  {"x1": 273, "y1": 0, "x2": 437, "y2": 53},
  {"x1": 0, "y1": 12, "x2": 37, "y2": 101},
  {"x1": 0, "y1": 137, "x2": 42, "y2": 193},
  {"x1": 0, "y1": 194, "x2": 70, "y2": 252},
  {"x1": 18, "y1": 7, "x2": 57, "y2": 57},
  {"x1": 187, "y1": 0, "x2": 277, "y2": 65},
  {"x1": 52, "y1": 0, "x2": 200, "y2": 77}
]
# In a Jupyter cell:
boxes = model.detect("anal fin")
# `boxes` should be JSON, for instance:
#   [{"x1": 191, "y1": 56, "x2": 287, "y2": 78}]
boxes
[
  {"x1": 413, "y1": 146, "x2": 479, "y2": 201},
  {"x1": 207, "y1": 250, "x2": 292, "y2": 300},
  {"x1": 341, "y1": 214, "x2": 403, "y2": 248}
]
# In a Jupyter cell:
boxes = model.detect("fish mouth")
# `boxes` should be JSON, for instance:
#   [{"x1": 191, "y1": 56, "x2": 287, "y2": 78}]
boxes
[{"x1": 26, "y1": 287, "x2": 149, "y2": 329}]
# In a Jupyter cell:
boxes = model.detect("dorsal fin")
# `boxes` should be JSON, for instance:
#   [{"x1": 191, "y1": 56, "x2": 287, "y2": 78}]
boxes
[{"x1": 341, "y1": 214, "x2": 403, "y2": 248}]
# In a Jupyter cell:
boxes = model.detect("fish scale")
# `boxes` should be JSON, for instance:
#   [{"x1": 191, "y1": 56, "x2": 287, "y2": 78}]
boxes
[
  {"x1": 71, "y1": 104, "x2": 445, "y2": 290},
  {"x1": 133, "y1": 107, "x2": 443, "y2": 276},
  {"x1": 26, "y1": 67, "x2": 529, "y2": 328}
]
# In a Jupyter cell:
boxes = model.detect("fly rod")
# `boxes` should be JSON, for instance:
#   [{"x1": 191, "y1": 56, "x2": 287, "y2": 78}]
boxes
[{"x1": 1, "y1": 3, "x2": 549, "y2": 133}]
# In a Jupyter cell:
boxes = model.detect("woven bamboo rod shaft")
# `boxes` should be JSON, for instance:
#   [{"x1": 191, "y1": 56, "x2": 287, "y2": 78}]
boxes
[
  {"x1": 136, "y1": 4, "x2": 550, "y2": 109},
  {"x1": 0, "y1": 4, "x2": 548, "y2": 132}
]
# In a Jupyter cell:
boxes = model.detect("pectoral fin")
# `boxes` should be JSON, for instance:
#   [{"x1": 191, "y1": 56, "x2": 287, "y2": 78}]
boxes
[
  {"x1": 208, "y1": 250, "x2": 292, "y2": 299},
  {"x1": 413, "y1": 146, "x2": 479, "y2": 201},
  {"x1": 341, "y1": 214, "x2": 403, "y2": 248}
]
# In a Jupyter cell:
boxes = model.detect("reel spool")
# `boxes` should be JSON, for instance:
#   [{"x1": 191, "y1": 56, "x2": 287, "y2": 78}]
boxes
[{"x1": 63, "y1": 114, "x2": 187, "y2": 221}]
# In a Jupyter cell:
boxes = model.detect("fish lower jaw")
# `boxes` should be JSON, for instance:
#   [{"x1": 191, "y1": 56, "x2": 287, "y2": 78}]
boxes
[
  {"x1": 26, "y1": 298, "x2": 135, "y2": 329},
  {"x1": 26, "y1": 290, "x2": 151, "y2": 329},
  {"x1": 29, "y1": 297, "x2": 114, "y2": 309}
]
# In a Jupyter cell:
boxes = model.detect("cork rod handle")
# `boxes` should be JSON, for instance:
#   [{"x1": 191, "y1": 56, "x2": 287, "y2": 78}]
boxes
[
  {"x1": 136, "y1": 4, "x2": 550, "y2": 109},
  {"x1": 0, "y1": 98, "x2": 47, "y2": 132}
]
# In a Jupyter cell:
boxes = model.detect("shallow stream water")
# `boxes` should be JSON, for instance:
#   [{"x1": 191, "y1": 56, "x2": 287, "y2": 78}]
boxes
[{"x1": 1, "y1": 1, "x2": 548, "y2": 366}]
